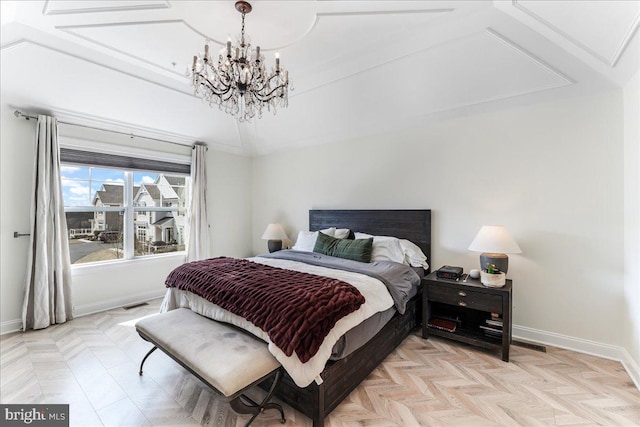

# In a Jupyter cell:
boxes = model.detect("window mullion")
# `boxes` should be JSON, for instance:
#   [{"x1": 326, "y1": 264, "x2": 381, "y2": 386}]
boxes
[{"x1": 124, "y1": 171, "x2": 134, "y2": 259}]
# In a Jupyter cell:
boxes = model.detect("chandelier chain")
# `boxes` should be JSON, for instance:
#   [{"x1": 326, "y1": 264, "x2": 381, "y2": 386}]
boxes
[{"x1": 240, "y1": 12, "x2": 246, "y2": 46}]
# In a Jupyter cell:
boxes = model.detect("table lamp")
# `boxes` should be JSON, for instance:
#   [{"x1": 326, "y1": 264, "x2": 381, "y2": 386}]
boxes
[
  {"x1": 468, "y1": 225, "x2": 521, "y2": 274},
  {"x1": 261, "y1": 223, "x2": 288, "y2": 253}
]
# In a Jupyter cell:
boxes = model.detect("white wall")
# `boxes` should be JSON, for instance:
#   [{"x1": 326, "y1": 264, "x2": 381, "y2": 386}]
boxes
[
  {"x1": 253, "y1": 90, "x2": 627, "y2": 350},
  {"x1": 0, "y1": 104, "x2": 253, "y2": 332},
  {"x1": 0, "y1": 105, "x2": 36, "y2": 332},
  {"x1": 623, "y1": 70, "x2": 640, "y2": 370},
  {"x1": 207, "y1": 148, "x2": 253, "y2": 258}
]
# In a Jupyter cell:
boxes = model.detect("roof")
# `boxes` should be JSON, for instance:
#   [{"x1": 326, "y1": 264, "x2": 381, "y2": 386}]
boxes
[
  {"x1": 142, "y1": 185, "x2": 161, "y2": 200},
  {"x1": 164, "y1": 176, "x2": 185, "y2": 186},
  {"x1": 94, "y1": 184, "x2": 123, "y2": 205},
  {"x1": 152, "y1": 216, "x2": 174, "y2": 226},
  {"x1": 173, "y1": 186, "x2": 185, "y2": 200},
  {"x1": 94, "y1": 185, "x2": 141, "y2": 206},
  {"x1": 135, "y1": 180, "x2": 184, "y2": 205}
]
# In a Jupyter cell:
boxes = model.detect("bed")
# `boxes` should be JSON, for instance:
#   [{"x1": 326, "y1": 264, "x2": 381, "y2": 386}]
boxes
[{"x1": 163, "y1": 209, "x2": 431, "y2": 426}]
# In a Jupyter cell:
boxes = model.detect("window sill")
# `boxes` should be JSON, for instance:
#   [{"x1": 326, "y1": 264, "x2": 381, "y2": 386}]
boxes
[{"x1": 71, "y1": 252, "x2": 186, "y2": 277}]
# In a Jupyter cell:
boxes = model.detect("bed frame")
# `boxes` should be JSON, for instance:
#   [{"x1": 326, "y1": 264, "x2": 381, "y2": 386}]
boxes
[{"x1": 260, "y1": 209, "x2": 432, "y2": 426}]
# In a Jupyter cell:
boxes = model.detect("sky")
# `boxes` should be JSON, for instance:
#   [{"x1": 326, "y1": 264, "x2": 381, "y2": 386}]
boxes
[{"x1": 61, "y1": 166, "x2": 157, "y2": 207}]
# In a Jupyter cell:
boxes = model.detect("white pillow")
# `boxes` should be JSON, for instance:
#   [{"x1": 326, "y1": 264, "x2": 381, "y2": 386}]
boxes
[
  {"x1": 333, "y1": 228, "x2": 351, "y2": 239},
  {"x1": 399, "y1": 239, "x2": 429, "y2": 269},
  {"x1": 354, "y1": 232, "x2": 429, "y2": 268},
  {"x1": 291, "y1": 231, "x2": 318, "y2": 252},
  {"x1": 354, "y1": 232, "x2": 405, "y2": 264},
  {"x1": 291, "y1": 228, "x2": 337, "y2": 252},
  {"x1": 321, "y1": 227, "x2": 337, "y2": 236}
]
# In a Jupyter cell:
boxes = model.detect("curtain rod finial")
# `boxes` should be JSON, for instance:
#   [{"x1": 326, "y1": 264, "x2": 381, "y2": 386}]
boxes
[{"x1": 14, "y1": 110, "x2": 33, "y2": 120}]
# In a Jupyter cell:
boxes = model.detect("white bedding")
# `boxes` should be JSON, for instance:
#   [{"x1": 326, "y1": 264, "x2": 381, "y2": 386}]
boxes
[{"x1": 160, "y1": 256, "x2": 394, "y2": 387}]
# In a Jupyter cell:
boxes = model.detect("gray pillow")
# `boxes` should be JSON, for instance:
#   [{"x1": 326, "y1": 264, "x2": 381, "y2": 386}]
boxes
[{"x1": 313, "y1": 232, "x2": 373, "y2": 263}]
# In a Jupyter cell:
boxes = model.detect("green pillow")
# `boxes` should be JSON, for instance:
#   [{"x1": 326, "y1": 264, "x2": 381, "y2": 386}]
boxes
[{"x1": 313, "y1": 231, "x2": 373, "y2": 263}]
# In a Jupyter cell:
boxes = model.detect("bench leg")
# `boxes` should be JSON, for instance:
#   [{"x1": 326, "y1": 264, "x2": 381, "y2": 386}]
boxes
[
  {"x1": 229, "y1": 368, "x2": 286, "y2": 426},
  {"x1": 139, "y1": 346, "x2": 158, "y2": 376}
]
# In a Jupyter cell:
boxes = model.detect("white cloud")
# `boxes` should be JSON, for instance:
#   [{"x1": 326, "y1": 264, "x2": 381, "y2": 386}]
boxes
[
  {"x1": 61, "y1": 178, "x2": 83, "y2": 187},
  {"x1": 104, "y1": 179, "x2": 124, "y2": 184},
  {"x1": 60, "y1": 166, "x2": 80, "y2": 174},
  {"x1": 62, "y1": 179, "x2": 89, "y2": 193},
  {"x1": 69, "y1": 186, "x2": 90, "y2": 196},
  {"x1": 134, "y1": 175, "x2": 154, "y2": 185},
  {"x1": 68, "y1": 196, "x2": 89, "y2": 202}
]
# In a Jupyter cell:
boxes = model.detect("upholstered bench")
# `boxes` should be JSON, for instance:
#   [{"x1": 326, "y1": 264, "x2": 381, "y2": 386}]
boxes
[{"x1": 135, "y1": 308, "x2": 285, "y2": 426}]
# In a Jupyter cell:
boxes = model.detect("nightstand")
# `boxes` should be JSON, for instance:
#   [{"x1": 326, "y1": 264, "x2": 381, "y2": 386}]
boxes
[{"x1": 422, "y1": 271, "x2": 512, "y2": 362}]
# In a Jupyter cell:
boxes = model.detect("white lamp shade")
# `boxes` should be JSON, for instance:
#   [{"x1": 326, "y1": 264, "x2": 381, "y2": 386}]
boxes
[
  {"x1": 468, "y1": 225, "x2": 521, "y2": 254},
  {"x1": 261, "y1": 223, "x2": 288, "y2": 240}
]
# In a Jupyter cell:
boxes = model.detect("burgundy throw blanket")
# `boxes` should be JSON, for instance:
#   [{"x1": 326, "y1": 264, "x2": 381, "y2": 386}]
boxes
[{"x1": 165, "y1": 257, "x2": 365, "y2": 363}]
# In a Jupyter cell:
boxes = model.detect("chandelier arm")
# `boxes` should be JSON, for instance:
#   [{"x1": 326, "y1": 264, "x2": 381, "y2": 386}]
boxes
[
  {"x1": 250, "y1": 77, "x2": 282, "y2": 97},
  {"x1": 208, "y1": 67, "x2": 235, "y2": 89},
  {"x1": 254, "y1": 82, "x2": 289, "y2": 100},
  {"x1": 221, "y1": 91, "x2": 237, "y2": 102},
  {"x1": 253, "y1": 91, "x2": 283, "y2": 102},
  {"x1": 250, "y1": 74, "x2": 272, "y2": 92},
  {"x1": 265, "y1": 72, "x2": 286, "y2": 87},
  {"x1": 198, "y1": 77, "x2": 232, "y2": 97}
]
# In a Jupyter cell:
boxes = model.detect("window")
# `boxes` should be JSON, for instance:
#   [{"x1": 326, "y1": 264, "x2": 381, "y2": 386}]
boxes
[
  {"x1": 61, "y1": 150, "x2": 190, "y2": 265},
  {"x1": 136, "y1": 226, "x2": 147, "y2": 242}
]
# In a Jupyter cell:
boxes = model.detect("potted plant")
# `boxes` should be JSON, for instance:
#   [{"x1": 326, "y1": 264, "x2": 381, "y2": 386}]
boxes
[{"x1": 480, "y1": 263, "x2": 506, "y2": 287}]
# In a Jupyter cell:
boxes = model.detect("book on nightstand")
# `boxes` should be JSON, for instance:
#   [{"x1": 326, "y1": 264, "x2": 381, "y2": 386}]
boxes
[
  {"x1": 428, "y1": 318, "x2": 457, "y2": 332},
  {"x1": 485, "y1": 319, "x2": 503, "y2": 328},
  {"x1": 479, "y1": 325, "x2": 502, "y2": 337}
]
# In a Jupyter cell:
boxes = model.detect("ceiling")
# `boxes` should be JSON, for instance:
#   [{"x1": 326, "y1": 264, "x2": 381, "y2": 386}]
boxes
[{"x1": 1, "y1": 1, "x2": 639, "y2": 156}]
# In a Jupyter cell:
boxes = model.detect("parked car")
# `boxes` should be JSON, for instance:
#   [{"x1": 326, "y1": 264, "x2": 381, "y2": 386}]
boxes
[
  {"x1": 98, "y1": 231, "x2": 121, "y2": 242},
  {"x1": 150, "y1": 240, "x2": 167, "y2": 253}
]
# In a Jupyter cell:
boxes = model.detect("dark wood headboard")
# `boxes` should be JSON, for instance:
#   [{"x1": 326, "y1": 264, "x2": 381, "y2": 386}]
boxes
[{"x1": 309, "y1": 209, "x2": 431, "y2": 271}]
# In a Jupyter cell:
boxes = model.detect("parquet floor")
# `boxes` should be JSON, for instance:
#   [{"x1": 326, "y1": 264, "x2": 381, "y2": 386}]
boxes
[{"x1": 1, "y1": 299, "x2": 639, "y2": 426}]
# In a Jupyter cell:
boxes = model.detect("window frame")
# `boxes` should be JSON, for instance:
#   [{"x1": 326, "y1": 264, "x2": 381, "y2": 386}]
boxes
[{"x1": 61, "y1": 163, "x2": 190, "y2": 266}]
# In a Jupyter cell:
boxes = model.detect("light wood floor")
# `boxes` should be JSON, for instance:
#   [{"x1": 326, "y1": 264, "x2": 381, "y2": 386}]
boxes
[{"x1": 1, "y1": 299, "x2": 639, "y2": 426}]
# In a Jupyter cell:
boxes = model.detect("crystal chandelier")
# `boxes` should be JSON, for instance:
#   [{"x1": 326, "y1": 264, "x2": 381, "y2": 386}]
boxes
[{"x1": 190, "y1": 1, "x2": 291, "y2": 122}]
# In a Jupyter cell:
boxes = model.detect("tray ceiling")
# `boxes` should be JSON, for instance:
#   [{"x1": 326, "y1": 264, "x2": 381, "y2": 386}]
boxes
[{"x1": 1, "y1": 0, "x2": 638, "y2": 155}]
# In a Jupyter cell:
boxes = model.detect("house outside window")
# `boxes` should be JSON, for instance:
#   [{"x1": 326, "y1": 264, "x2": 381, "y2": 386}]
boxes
[
  {"x1": 133, "y1": 173, "x2": 188, "y2": 256},
  {"x1": 60, "y1": 150, "x2": 190, "y2": 265}
]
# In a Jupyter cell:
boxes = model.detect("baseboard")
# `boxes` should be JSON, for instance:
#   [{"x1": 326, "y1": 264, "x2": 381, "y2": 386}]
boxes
[
  {"x1": 0, "y1": 319, "x2": 23, "y2": 335},
  {"x1": 620, "y1": 349, "x2": 640, "y2": 392},
  {"x1": 513, "y1": 324, "x2": 640, "y2": 391},
  {"x1": 0, "y1": 289, "x2": 165, "y2": 336}
]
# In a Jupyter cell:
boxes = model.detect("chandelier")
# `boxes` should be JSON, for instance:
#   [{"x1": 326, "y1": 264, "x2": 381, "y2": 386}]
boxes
[{"x1": 190, "y1": 1, "x2": 291, "y2": 122}]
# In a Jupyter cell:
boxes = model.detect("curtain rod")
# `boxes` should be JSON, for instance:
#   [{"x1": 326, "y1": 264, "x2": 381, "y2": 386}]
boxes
[{"x1": 13, "y1": 110, "x2": 192, "y2": 148}]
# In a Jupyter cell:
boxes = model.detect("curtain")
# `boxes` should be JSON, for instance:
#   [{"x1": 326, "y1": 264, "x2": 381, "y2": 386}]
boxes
[
  {"x1": 186, "y1": 143, "x2": 210, "y2": 262},
  {"x1": 22, "y1": 115, "x2": 73, "y2": 330}
]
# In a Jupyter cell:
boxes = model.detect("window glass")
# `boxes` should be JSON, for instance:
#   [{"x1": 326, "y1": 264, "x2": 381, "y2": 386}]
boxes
[
  {"x1": 61, "y1": 165, "x2": 91, "y2": 207},
  {"x1": 61, "y1": 166, "x2": 124, "y2": 207},
  {"x1": 133, "y1": 174, "x2": 188, "y2": 257},
  {"x1": 63, "y1": 165, "x2": 188, "y2": 265},
  {"x1": 66, "y1": 211, "x2": 125, "y2": 264}
]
